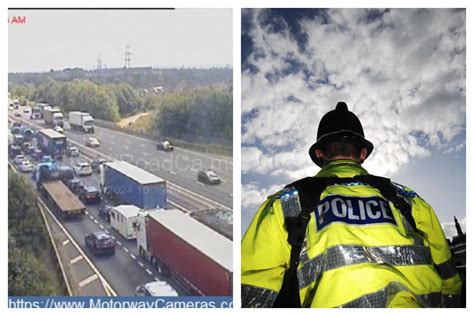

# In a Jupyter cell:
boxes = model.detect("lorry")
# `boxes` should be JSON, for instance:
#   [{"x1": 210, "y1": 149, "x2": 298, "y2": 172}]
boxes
[
  {"x1": 69, "y1": 111, "x2": 95, "y2": 133},
  {"x1": 36, "y1": 129, "x2": 67, "y2": 159},
  {"x1": 100, "y1": 161, "x2": 167, "y2": 209},
  {"x1": 37, "y1": 103, "x2": 51, "y2": 119},
  {"x1": 137, "y1": 210, "x2": 233, "y2": 296},
  {"x1": 30, "y1": 106, "x2": 42, "y2": 119},
  {"x1": 110, "y1": 205, "x2": 141, "y2": 239},
  {"x1": 43, "y1": 107, "x2": 64, "y2": 127},
  {"x1": 20, "y1": 126, "x2": 34, "y2": 142},
  {"x1": 35, "y1": 162, "x2": 86, "y2": 217}
]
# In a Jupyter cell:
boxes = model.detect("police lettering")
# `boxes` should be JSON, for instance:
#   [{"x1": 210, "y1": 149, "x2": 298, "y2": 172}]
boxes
[{"x1": 315, "y1": 195, "x2": 396, "y2": 230}]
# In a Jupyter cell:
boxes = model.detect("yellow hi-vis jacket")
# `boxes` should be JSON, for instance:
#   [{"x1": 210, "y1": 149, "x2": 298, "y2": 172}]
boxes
[{"x1": 241, "y1": 160, "x2": 462, "y2": 308}]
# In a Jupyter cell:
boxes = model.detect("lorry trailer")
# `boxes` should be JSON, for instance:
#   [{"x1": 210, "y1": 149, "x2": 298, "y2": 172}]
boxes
[
  {"x1": 36, "y1": 129, "x2": 67, "y2": 159},
  {"x1": 69, "y1": 111, "x2": 95, "y2": 133},
  {"x1": 100, "y1": 161, "x2": 167, "y2": 209},
  {"x1": 137, "y1": 210, "x2": 233, "y2": 296},
  {"x1": 43, "y1": 107, "x2": 64, "y2": 127}
]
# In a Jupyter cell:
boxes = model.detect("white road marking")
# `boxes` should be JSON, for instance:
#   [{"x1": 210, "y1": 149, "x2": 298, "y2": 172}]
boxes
[
  {"x1": 116, "y1": 241, "x2": 122, "y2": 246},
  {"x1": 154, "y1": 277, "x2": 160, "y2": 282},
  {"x1": 111, "y1": 235, "x2": 116, "y2": 240},
  {"x1": 89, "y1": 215, "x2": 94, "y2": 220},
  {"x1": 137, "y1": 261, "x2": 144, "y2": 267},
  {"x1": 99, "y1": 224, "x2": 104, "y2": 229},
  {"x1": 79, "y1": 274, "x2": 99, "y2": 288},
  {"x1": 85, "y1": 210, "x2": 89, "y2": 215},
  {"x1": 62, "y1": 240, "x2": 70, "y2": 246},
  {"x1": 123, "y1": 247, "x2": 129, "y2": 253},
  {"x1": 145, "y1": 269, "x2": 153, "y2": 275},
  {"x1": 130, "y1": 254, "x2": 136, "y2": 260},
  {"x1": 93, "y1": 219, "x2": 99, "y2": 225},
  {"x1": 169, "y1": 171, "x2": 176, "y2": 175},
  {"x1": 195, "y1": 181, "x2": 204, "y2": 186},
  {"x1": 70, "y1": 255, "x2": 84, "y2": 264}
]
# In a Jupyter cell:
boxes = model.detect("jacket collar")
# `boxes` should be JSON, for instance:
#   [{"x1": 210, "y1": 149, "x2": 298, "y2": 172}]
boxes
[{"x1": 315, "y1": 159, "x2": 369, "y2": 178}]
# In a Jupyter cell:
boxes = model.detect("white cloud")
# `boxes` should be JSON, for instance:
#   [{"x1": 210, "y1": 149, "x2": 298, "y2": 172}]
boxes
[
  {"x1": 241, "y1": 182, "x2": 285, "y2": 212},
  {"x1": 242, "y1": 8, "x2": 465, "y2": 179},
  {"x1": 441, "y1": 217, "x2": 466, "y2": 240}
]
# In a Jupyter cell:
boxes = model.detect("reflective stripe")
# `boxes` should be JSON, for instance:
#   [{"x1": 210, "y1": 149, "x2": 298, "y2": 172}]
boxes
[
  {"x1": 298, "y1": 244, "x2": 433, "y2": 289},
  {"x1": 278, "y1": 187, "x2": 302, "y2": 218},
  {"x1": 435, "y1": 258, "x2": 458, "y2": 280},
  {"x1": 340, "y1": 282, "x2": 440, "y2": 307},
  {"x1": 241, "y1": 284, "x2": 279, "y2": 308}
]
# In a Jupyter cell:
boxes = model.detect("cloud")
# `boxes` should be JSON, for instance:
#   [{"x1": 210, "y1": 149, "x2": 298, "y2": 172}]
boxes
[
  {"x1": 441, "y1": 217, "x2": 466, "y2": 240},
  {"x1": 241, "y1": 9, "x2": 465, "y2": 231},
  {"x1": 242, "y1": 8, "x2": 465, "y2": 178},
  {"x1": 241, "y1": 182, "x2": 285, "y2": 212}
]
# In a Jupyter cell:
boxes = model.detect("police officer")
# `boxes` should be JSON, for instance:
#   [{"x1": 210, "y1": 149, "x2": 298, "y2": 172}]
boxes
[{"x1": 241, "y1": 102, "x2": 462, "y2": 308}]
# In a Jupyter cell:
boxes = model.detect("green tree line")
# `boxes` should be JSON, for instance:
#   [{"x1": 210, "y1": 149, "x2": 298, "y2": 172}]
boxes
[
  {"x1": 10, "y1": 78, "x2": 232, "y2": 144},
  {"x1": 8, "y1": 171, "x2": 66, "y2": 295}
]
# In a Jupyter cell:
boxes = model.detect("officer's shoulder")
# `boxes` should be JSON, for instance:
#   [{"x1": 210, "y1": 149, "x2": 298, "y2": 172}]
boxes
[{"x1": 391, "y1": 182, "x2": 420, "y2": 200}]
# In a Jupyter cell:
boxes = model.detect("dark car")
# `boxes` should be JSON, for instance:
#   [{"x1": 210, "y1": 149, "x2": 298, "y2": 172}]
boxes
[
  {"x1": 12, "y1": 121, "x2": 21, "y2": 128},
  {"x1": 98, "y1": 204, "x2": 113, "y2": 222},
  {"x1": 197, "y1": 169, "x2": 221, "y2": 185},
  {"x1": 85, "y1": 231, "x2": 115, "y2": 255},
  {"x1": 31, "y1": 149, "x2": 43, "y2": 161},
  {"x1": 91, "y1": 158, "x2": 108, "y2": 173},
  {"x1": 156, "y1": 140, "x2": 174, "y2": 151},
  {"x1": 8, "y1": 144, "x2": 22, "y2": 159},
  {"x1": 66, "y1": 178, "x2": 85, "y2": 194},
  {"x1": 79, "y1": 186, "x2": 101, "y2": 204},
  {"x1": 58, "y1": 166, "x2": 75, "y2": 183},
  {"x1": 21, "y1": 142, "x2": 34, "y2": 154}
]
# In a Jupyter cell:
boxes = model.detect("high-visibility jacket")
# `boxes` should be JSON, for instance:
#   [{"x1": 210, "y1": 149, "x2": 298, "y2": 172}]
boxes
[{"x1": 241, "y1": 160, "x2": 462, "y2": 308}]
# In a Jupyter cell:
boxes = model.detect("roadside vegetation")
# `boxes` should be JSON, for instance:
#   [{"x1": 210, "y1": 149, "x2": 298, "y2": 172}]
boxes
[
  {"x1": 9, "y1": 68, "x2": 232, "y2": 146},
  {"x1": 8, "y1": 170, "x2": 66, "y2": 295}
]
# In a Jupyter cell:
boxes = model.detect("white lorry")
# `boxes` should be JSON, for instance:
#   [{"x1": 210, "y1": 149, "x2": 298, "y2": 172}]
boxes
[{"x1": 69, "y1": 111, "x2": 95, "y2": 133}]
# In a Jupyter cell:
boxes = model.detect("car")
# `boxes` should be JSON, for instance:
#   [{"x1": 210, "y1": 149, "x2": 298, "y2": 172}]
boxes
[
  {"x1": 9, "y1": 145, "x2": 22, "y2": 158},
  {"x1": 84, "y1": 231, "x2": 115, "y2": 255},
  {"x1": 73, "y1": 161, "x2": 93, "y2": 176},
  {"x1": 23, "y1": 108, "x2": 30, "y2": 114},
  {"x1": 18, "y1": 160, "x2": 34, "y2": 173},
  {"x1": 30, "y1": 149, "x2": 43, "y2": 161},
  {"x1": 12, "y1": 121, "x2": 21, "y2": 127},
  {"x1": 41, "y1": 155, "x2": 54, "y2": 163},
  {"x1": 91, "y1": 158, "x2": 108, "y2": 173},
  {"x1": 66, "y1": 178, "x2": 85, "y2": 194},
  {"x1": 79, "y1": 186, "x2": 101, "y2": 204},
  {"x1": 85, "y1": 137, "x2": 100, "y2": 147},
  {"x1": 14, "y1": 112, "x2": 21, "y2": 117},
  {"x1": 197, "y1": 169, "x2": 221, "y2": 184},
  {"x1": 22, "y1": 142, "x2": 34, "y2": 154},
  {"x1": 53, "y1": 126, "x2": 64, "y2": 134},
  {"x1": 156, "y1": 140, "x2": 174, "y2": 151},
  {"x1": 13, "y1": 154, "x2": 26, "y2": 165},
  {"x1": 98, "y1": 204, "x2": 113, "y2": 222},
  {"x1": 67, "y1": 146, "x2": 79, "y2": 157},
  {"x1": 135, "y1": 281, "x2": 178, "y2": 297}
]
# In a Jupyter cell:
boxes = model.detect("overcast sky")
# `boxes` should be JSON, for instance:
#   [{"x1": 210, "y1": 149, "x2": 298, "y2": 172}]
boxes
[
  {"x1": 8, "y1": 9, "x2": 232, "y2": 72},
  {"x1": 241, "y1": 8, "x2": 466, "y2": 239}
]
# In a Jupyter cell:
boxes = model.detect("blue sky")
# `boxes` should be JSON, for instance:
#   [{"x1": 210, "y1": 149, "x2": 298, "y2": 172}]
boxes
[{"x1": 241, "y1": 9, "x2": 466, "y2": 239}]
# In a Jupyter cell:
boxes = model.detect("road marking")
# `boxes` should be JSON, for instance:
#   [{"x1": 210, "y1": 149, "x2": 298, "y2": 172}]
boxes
[
  {"x1": 79, "y1": 274, "x2": 99, "y2": 288},
  {"x1": 169, "y1": 171, "x2": 176, "y2": 175},
  {"x1": 70, "y1": 255, "x2": 84, "y2": 264},
  {"x1": 89, "y1": 215, "x2": 94, "y2": 220},
  {"x1": 99, "y1": 224, "x2": 104, "y2": 229},
  {"x1": 62, "y1": 240, "x2": 70, "y2": 246},
  {"x1": 94, "y1": 219, "x2": 99, "y2": 225},
  {"x1": 195, "y1": 181, "x2": 204, "y2": 186},
  {"x1": 123, "y1": 247, "x2": 129, "y2": 253},
  {"x1": 143, "y1": 152, "x2": 148, "y2": 157},
  {"x1": 154, "y1": 277, "x2": 160, "y2": 282},
  {"x1": 85, "y1": 210, "x2": 89, "y2": 215},
  {"x1": 111, "y1": 235, "x2": 116, "y2": 240},
  {"x1": 116, "y1": 241, "x2": 122, "y2": 246},
  {"x1": 137, "y1": 261, "x2": 144, "y2": 267},
  {"x1": 130, "y1": 254, "x2": 136, "y2": 260},
  {"x1": 145, "y1": 269, "x2": 153, "y2": 275},
  {"x1": 104, "y1": 229, "x2": 109, "y2": 234}
]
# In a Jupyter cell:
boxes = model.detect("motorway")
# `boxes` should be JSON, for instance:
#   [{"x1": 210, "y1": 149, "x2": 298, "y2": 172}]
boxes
[
  {"x1": 15, "y1": 110, "x2": 233, "y2": 210},
  {"x1": 10, "y1": 149, "x2": 190, "y2": 296},
  {"x1": 8, "y1": 108, "x2": 233, "y2": 296}
]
